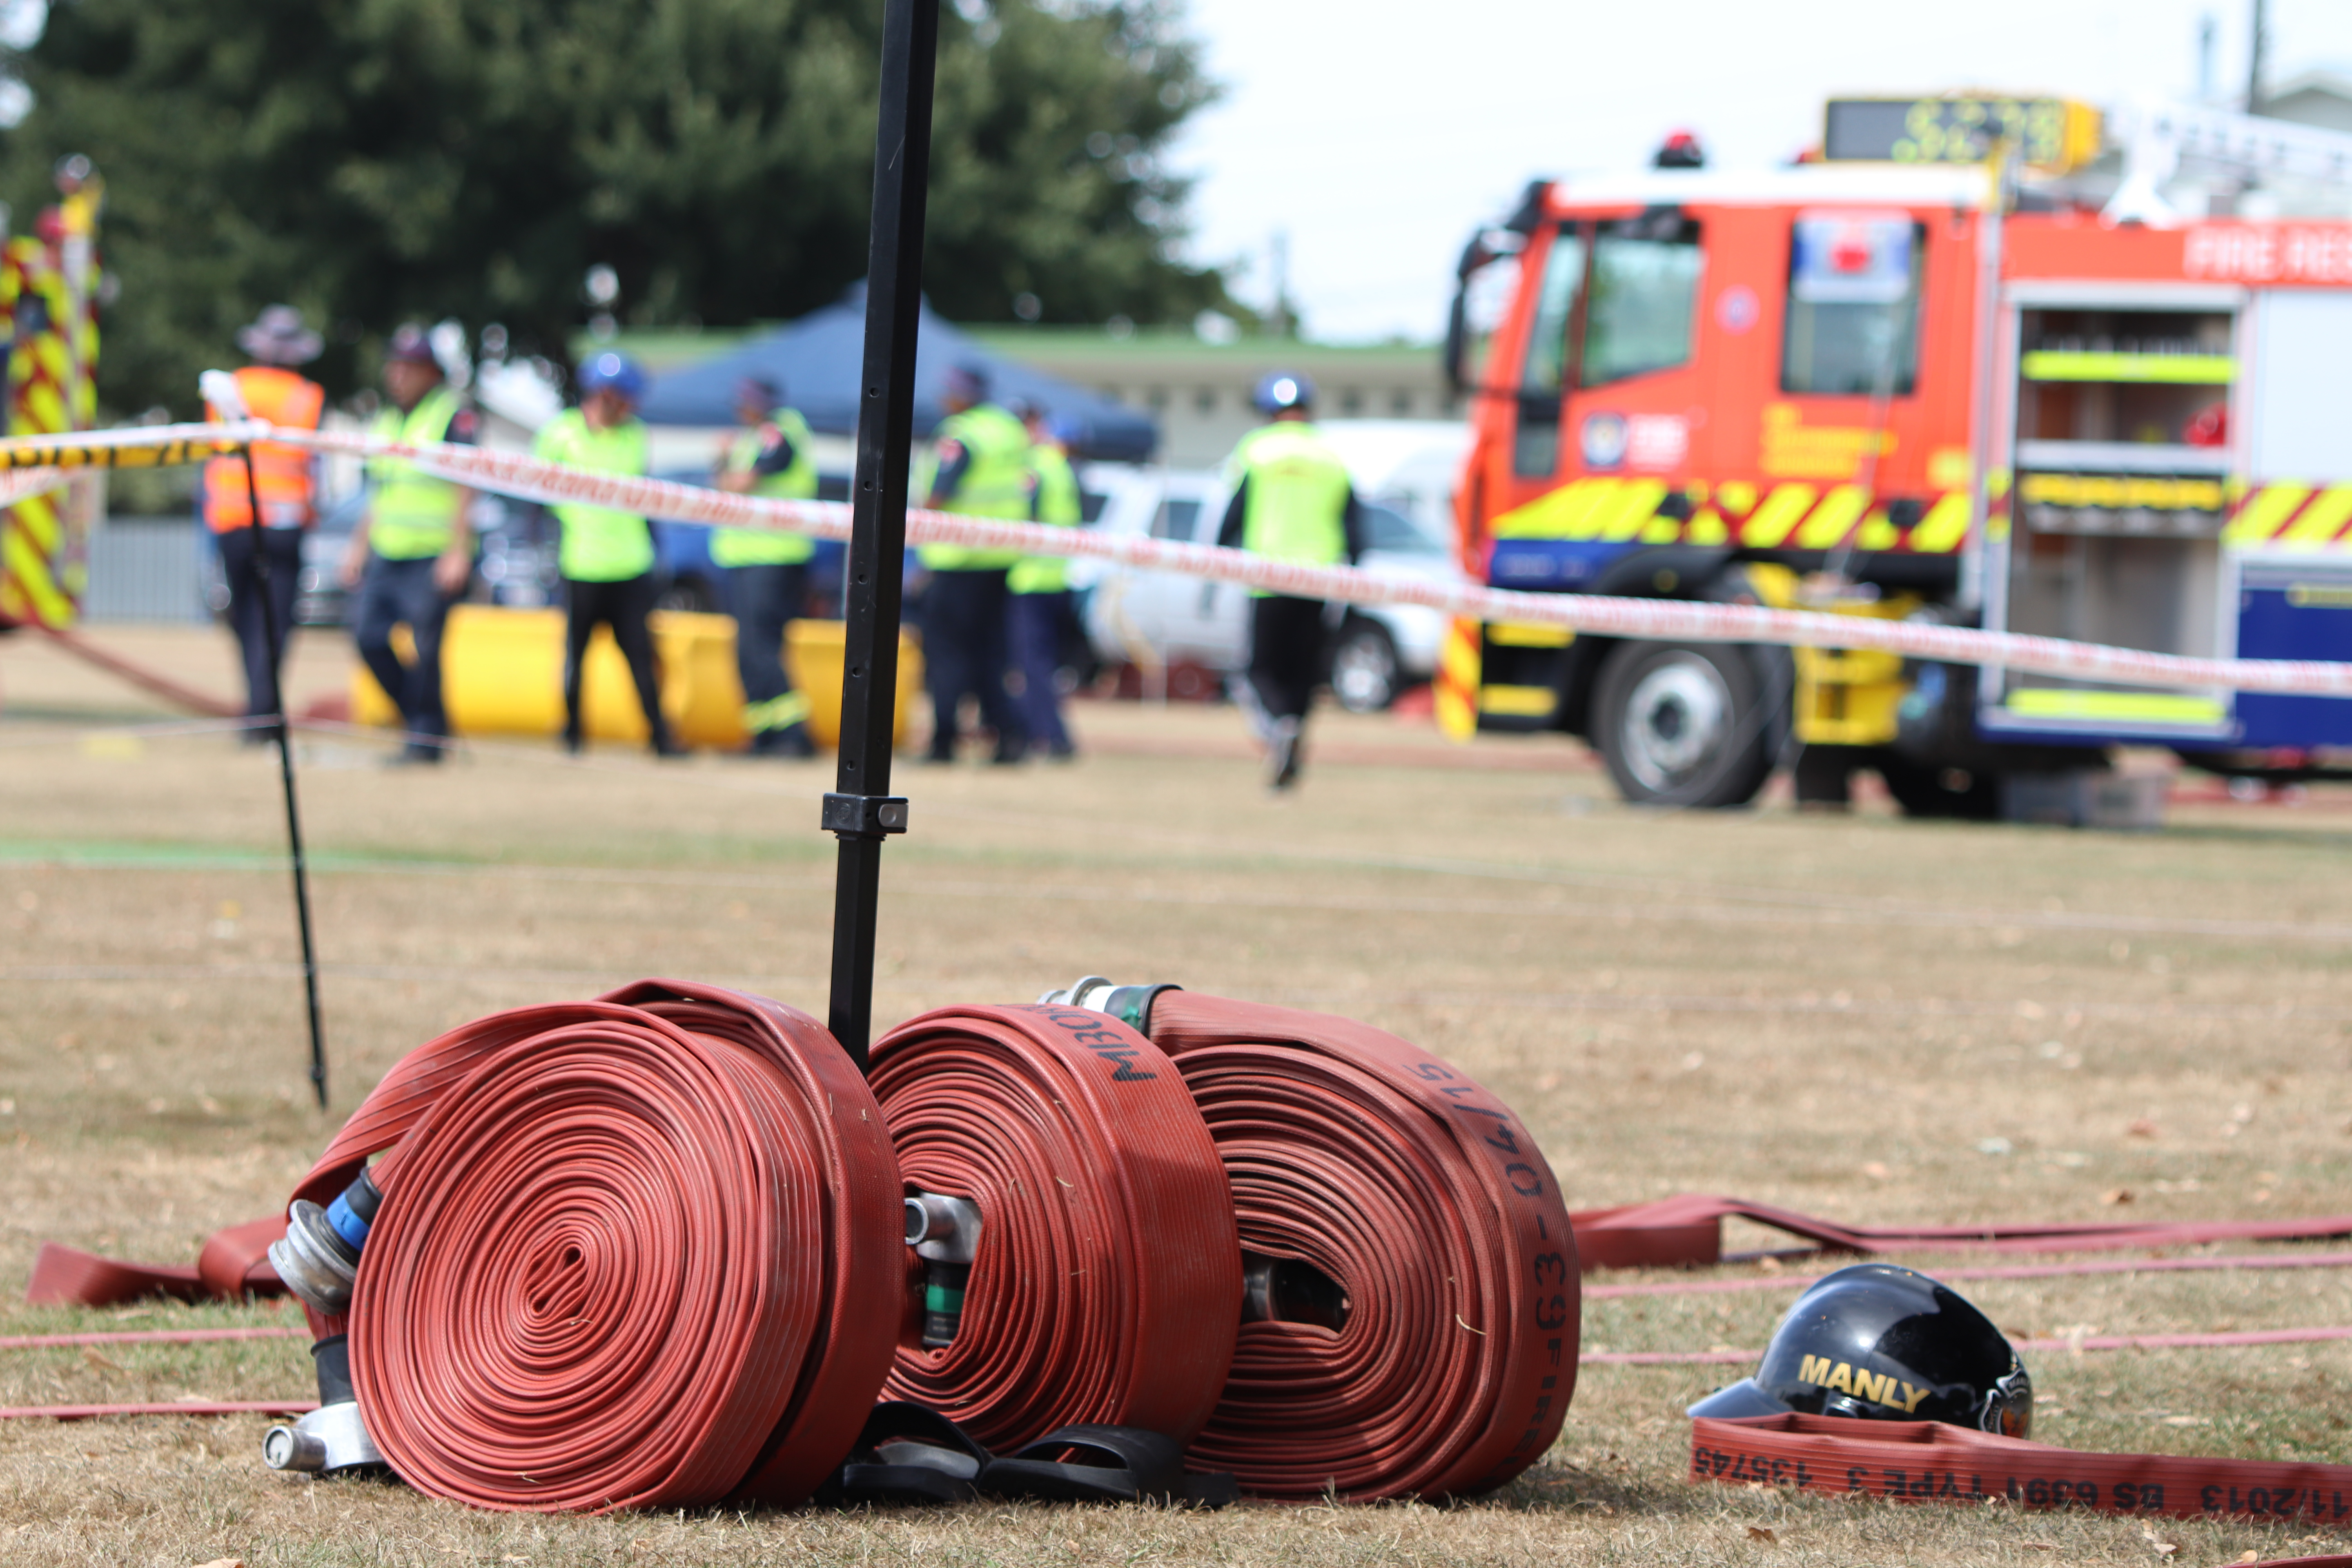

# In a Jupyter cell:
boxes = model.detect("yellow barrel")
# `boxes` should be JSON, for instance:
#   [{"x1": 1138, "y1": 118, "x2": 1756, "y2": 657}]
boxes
[{"x1": 351, "y1": 605, "x2": 922, "y2": 750}]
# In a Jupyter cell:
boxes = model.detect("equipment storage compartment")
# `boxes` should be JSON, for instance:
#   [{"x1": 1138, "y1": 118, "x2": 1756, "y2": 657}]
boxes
[{"x1": 1994, "y1": 301, "x2": 2236, "y2": 734}]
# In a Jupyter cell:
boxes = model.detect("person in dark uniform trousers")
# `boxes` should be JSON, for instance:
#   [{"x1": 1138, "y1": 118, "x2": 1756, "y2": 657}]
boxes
[
  {"x1": 532, "y1": 351, "x2": 679, "y2": 757},
  {"x1": 340, "y1": 324, "x2": 477, "y2": 764},
  {"x1": 1008, "y1": 405, "x2": 1084, "y2": 760},
  {"x1": 200, "y1": 305, "x2": 327, "y2": 738},
  {"x1": 1215, "y1": 371, "x2": 1364, "y2": 790},
  {"x1": 916, "y1": 363, "x2": 1030, "y2": 764},
  {"x1": 712, "y1": 375, "x2": 819, "y2": 758}
]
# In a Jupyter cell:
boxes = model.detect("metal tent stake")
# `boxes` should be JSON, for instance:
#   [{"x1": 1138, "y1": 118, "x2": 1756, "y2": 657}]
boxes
[
  {"x1": 824, "y1": 0, "x2": 938, "y2": 1071},
  {"x1": 236, "y1": 448, "x2": 329, "y2": 1109}
]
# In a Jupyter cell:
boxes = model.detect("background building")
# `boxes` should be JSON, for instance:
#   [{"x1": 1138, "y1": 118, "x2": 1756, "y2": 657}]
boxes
[{"x1": 962, "y1": 328, "x2": 1457, "y2": 468}]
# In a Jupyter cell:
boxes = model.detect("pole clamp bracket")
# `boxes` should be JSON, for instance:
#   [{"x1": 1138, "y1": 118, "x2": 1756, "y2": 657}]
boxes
[{"x1": 822, "y1": 793, "x2": 910, "y2": 840}]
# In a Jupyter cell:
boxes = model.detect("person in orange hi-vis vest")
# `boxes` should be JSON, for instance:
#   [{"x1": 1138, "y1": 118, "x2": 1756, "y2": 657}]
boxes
[{"x1": 202, "y1": 305, "x2": 327, "y2": 735}]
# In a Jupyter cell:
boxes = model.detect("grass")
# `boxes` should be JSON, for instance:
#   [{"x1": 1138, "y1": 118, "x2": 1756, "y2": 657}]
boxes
[{"x1": 2, "y1": 624, "x2": 2350, "y2": 1564}]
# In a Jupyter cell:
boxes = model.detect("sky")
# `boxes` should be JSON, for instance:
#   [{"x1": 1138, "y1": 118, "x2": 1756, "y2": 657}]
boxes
[{"x1": 1166, "y1": 0, "x2": 2352, "y2": 343}]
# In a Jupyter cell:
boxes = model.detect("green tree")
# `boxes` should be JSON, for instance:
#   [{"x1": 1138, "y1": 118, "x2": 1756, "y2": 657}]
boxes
[{"x1": 0, "y1": 0, "x2": 1231, "y2": 414}]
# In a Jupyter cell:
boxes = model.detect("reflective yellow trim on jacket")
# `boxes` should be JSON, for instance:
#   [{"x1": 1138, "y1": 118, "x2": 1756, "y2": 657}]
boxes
[
  {"x1": 1010, "y1": 443, "x2": 1082, "y2": 594},
  {"x1": 711, "y1": 406, "x2": 818, "y2": 568},
  {"x1": 1233, "y1": 421, "x2": 1352, "y2": 575},
  {"x1": 918, "y1": 402, "x2": 1029, "y2": 571},
  {"x1": 532, "y1": 410, "x2": 653, "y2": 582},
  {"x1": 367, "y1": 386, "x2": 467, "y2": 561}
]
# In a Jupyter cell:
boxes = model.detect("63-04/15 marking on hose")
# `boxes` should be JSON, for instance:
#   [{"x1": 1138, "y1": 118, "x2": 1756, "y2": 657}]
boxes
[
  {"x1": 1408, "y1": 1057, "x2": 1574, "y2": 1475},
  {"x1": 1025, "y1": 1005, "x2": 1159, "y2": 1082}
]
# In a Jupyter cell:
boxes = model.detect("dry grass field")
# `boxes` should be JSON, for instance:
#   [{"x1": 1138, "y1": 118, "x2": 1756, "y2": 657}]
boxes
[{"x1": 2, "y1": 624, "x2": 2350, "y2": 1565}]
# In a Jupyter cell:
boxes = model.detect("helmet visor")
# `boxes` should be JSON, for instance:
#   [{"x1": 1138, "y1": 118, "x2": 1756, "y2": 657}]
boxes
[{"x1": 1686, "y1": 1377, "x2": 1795, "y2": 1421}]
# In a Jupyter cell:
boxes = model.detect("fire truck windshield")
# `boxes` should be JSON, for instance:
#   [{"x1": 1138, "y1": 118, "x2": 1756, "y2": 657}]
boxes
[
  {"x1": 1583, "y1": 219, "x2": 1703, "y2": 386},
  {"x1": 1521, "y1": 230, "x2": 1586, "y2": 394}
]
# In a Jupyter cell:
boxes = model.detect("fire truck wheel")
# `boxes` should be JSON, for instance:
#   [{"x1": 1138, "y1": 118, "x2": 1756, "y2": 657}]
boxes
[
  {"x1": 1592, "y1": 640, "x2": 1774, "y2": 808},
  {"x1": 1328, "y1": 619, "x2": 1401, "y2": 713}
]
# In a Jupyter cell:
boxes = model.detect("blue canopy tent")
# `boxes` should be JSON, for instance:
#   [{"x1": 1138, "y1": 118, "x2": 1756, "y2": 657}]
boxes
[{"x1": 639, "y1": 285, "x2": 1159, "y2": 463}]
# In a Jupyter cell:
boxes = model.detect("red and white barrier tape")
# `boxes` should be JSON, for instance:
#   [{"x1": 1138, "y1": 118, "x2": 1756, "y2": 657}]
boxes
[
  {"x1": 0, "y1": 466, "x2": 68, "y2": 508},
  {"x1": 16, "y1": 421, "x2": 2352, "y2": 698},
  {"x1": 268, "y1": 425, "x2": 2352, "y2": 700}
]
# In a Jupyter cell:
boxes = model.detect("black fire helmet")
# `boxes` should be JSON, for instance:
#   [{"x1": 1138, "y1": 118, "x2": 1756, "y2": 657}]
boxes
[{"x1": 1687, "y1": 1263, "x2": 2032, "y2": 1439}]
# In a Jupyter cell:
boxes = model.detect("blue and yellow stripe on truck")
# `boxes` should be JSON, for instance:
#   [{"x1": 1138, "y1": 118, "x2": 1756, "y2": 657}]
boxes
[
  {"x1": 1486, "y1": 477, "x2": 1972, "y2": 589},
  {"x1": 1455, "y1": 474, "x2": 2352, "y2": 743}
]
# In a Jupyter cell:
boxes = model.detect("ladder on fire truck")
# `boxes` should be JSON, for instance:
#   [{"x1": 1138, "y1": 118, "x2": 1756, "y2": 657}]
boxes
[{"x1": 2105, "y1": 98, "x2": 2352, "y2": 226}]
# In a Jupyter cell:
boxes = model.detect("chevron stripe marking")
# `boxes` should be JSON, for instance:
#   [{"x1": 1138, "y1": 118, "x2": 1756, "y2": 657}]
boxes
[
  {"x1": 2227, "y1": 483, "x2": 2311, "y2": 544},
  {"x1": 1740, "y1": 484, "x2": 1817, "y2": 548},
  {"x1": 1, "y1": 525, "x2": 70, "y2": 625},
  {"x1": 1795, "y1": 485, "x2": 1871, "y2": 549},
  {"x1": 2279, "y1": 485, "x2": 2352, "y2": 548}
]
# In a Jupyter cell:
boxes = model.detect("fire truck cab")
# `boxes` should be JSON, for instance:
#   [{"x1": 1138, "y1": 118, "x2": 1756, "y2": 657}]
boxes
[{"x1": 1445, "y1": 109, "x2": 2352, "y2": 812}]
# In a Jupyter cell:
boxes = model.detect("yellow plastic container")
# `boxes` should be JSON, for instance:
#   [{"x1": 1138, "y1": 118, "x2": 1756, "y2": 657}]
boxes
[{"x1": 351, "y1": 605, "x2": 922, "y2": 750}]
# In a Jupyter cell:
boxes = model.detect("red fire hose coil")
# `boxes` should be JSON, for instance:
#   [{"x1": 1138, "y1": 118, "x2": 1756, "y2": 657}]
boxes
[
  {"x1": 1148, "y1": 992, "x2": 1578, "y2": 1501},
  {"x1": 294, "y1": 980, "x2": 901, "y2": 1513},
  {"x1": 869, "y1": 1003, "x2": 1240, "y2": 1453}
]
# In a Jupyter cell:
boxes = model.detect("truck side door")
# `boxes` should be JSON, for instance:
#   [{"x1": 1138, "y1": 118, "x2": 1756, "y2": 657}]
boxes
[{"x1": 1557, "y1": 212, "x2": 1710, "y2": 515}]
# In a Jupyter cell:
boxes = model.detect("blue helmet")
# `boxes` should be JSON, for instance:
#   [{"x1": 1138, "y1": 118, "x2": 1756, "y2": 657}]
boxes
[
  {"x1": 1252, "y1": 370, "x2": 1315, "y2": 415},
  {"x1": 944, "y1": 362, "x2": 991, "y2": 405},
  {"x1": 577, "y1": 350, "x2": 648, "y2": 403}
]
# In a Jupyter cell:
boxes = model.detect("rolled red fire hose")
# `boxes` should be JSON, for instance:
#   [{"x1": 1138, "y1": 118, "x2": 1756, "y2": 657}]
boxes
[
  {"x1": 1145, "y1": 991, "x2": 1576, "y2": 1501},
  {"x1": 287, "y1": 980, "x2": 903, "y2": 1512},
  {"x1": 868, "y1": 1003, "x2": 1239, "y2": 1452},
  {"x1": 37, "y1": 1192, "x2": 2352, "y2": 1308}
]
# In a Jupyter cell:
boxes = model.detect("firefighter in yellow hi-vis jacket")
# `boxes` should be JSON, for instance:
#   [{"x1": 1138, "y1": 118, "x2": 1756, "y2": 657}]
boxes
[
  {"x1": 340, "y1": 325, "x2": 477, "y2": 764},
  {"x1": 712, "y1": 376, "x2": 820, "y2": 758},
  {"x1": 1216, "y1": 371, "x2": 1364, "y2": 790},
  {"x1": 1008, "y1": 405, "x2": 1084, "y2": 760},
  {"x1": 916, "y1": 363, "x2": 1030, "y2": 764}
]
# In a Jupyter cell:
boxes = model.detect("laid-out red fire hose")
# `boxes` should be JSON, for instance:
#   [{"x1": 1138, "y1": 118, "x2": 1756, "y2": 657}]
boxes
[
  {"x1": 1590, "y1": 1249, "x2": 2352, "y2": 1300},
  {"x1": 1693, "y1": 1412, "x2": 2352, "y2": 1524},
  {"x1": 1568, "y1": 1192, "x2": 2352, "y2": 1270},
  {"x1": 1590, "y1": 1325, "x2": 2352, "y2": 1366},
  {"x1": 1143, "y1": 991, "x2": 1577, "y2": 1501},
  {"x1": 284, "y1": 980, "x2": 903, "y2": 1512},
  {"x1": 867, "y1": 1004, "x2": 1239, "y2": 1453},
  {"x1": 29, "y1": 1214, "x2": 287, "y2": 1307}
]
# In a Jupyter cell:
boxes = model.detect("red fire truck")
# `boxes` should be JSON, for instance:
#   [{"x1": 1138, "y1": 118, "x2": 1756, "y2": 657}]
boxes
[{"x1": 1442, "y1": 97, "x2": 2352, "y2": 812}]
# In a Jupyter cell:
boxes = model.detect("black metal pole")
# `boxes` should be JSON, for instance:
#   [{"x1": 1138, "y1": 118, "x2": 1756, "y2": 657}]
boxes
[
  {"x1": 236, "y1": 449, "x2": 329, "y2": 1109},
  {"x1": 823, "y1": 0, "x2": 936, "y2": 1070}
]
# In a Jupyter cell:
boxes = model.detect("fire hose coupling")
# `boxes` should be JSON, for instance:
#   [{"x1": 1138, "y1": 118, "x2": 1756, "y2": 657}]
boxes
[
  {"x1": 267, "y1": 1168, "x2": 383, "y2": 1317},
  {"x1": 904, "y1": 1190, "x2": 982, "y2": 1348},
  {"x1": 262, "y1": 1335, "x2": 387, "y2": 1475},
  {"x1": 1036, "y1": 975, "x2": 1183, "y2": 1037},
  {"x1": 1241, "y1": 1254, "x2": 1352, "y2": 1332}
]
